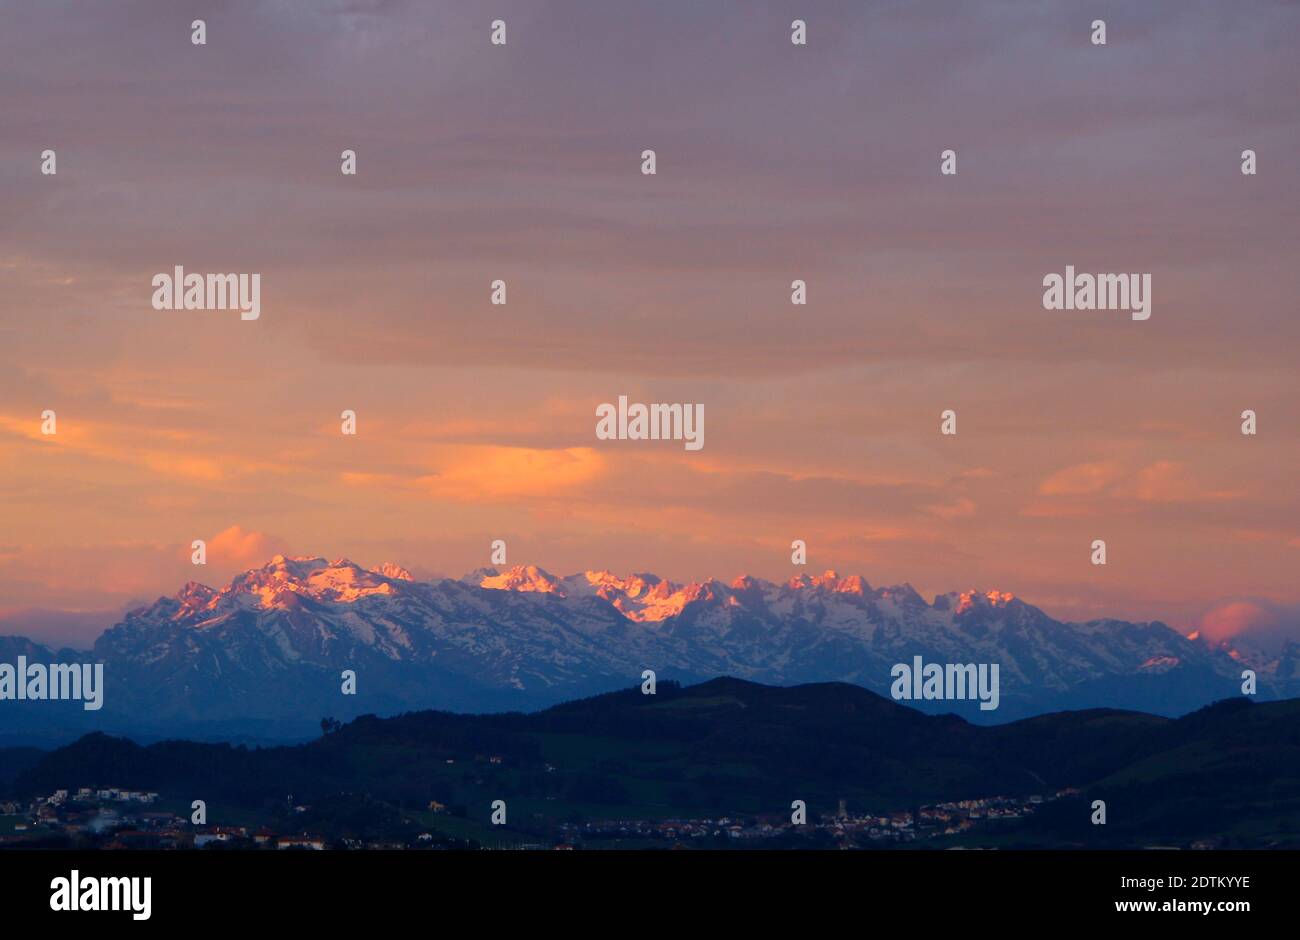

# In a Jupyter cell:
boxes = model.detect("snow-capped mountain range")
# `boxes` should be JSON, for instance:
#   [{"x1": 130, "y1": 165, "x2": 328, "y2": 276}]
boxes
[{"x1": 2, "y1": 555, "x2": 1293, "y2": 741}]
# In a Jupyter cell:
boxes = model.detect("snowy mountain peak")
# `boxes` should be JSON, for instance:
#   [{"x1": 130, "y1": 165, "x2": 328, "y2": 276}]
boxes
[
  {"x1": 580, "y1": 570, "x2": 663, "y2": 600},
  {"x1": 477, "y1": 564, "x2": 565, "y2": 594},
  {"x1": 216, "y1": 555, "x2": 402, "y2": 608},
  {"x1": 875, "y1": 583, "x2": 924, "y2": 606},
  {"x1": 264, "y1": 554, "x2": 330, "y2": 578},
  {"x1": 20, "y1": 553, "x2": 1281, "y2": 737},
  {"x1": 954, "y1": 590, "x2": 1018, "y2": 614},
  {"x1": 780, "y1": 570, "x2": 875, "y2": 596},
  {"x1": 160, "y1": 581, "x2": 221, "y2": 621},
  {"x1": 371, "y1": 562, "x2": 413, "y2": 582},
  {"x1": 177, "y1": 580, "x2": 217, "y2": 606}
]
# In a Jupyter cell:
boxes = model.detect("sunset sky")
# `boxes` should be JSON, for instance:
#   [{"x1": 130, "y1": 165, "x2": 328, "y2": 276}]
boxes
[{"x1": 2, "y1": 0, "x2": 1297, "y2": 648}]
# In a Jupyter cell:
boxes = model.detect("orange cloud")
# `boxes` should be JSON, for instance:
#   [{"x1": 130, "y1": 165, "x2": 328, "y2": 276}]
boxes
[
  {"x1": 925, "y1": 497, "x2": 977, "y2": 519},
  {"x1": 141, "y1": 452, "x2": 225, "y2": 481},
  {"x1": 1128, "y1": 461, "x2": 1243, "y2": 503},
  {"x1": 204, "y1": 525, "x2": 289, "y2": 567},
  {"x1": 1034, "y1": 459, "x2": 1245, "y2": 505},
  {"x1": 417, "y1": 446, "x2": 607, "y2": 502},
  {"x1": 1019, "y1": 501, "x2": 1099, "y2": 519},
  {"x1": 0, "y1": 411, "x2": 286, "y2": 484},
  {"x1": 1198, "y1": 600, "x2": 1275, "y2": 644},
  {"x1": 339, "y1": 446, "x2": 608, "y2": 503},
  {"x1": 0, "y1": 413, "x2": 92, "y2": 446},
  {"x1": 1037, "y1": 461, "x2": 1125, "y2": 496}
]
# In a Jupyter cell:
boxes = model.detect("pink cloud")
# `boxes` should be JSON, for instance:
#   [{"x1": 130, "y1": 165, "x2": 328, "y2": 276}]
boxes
[
  {"x1": 203, "y1": 526, "x2": 290, "y2": 568},
  {"x1": 1037, "y1": 462, "x2": 1126, "y2": 497}
]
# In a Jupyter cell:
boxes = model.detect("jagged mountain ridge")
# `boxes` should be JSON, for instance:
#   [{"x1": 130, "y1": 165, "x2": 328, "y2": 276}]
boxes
[{"x1": 0, "y1": 555, "x2": 1277, "y2": 740}]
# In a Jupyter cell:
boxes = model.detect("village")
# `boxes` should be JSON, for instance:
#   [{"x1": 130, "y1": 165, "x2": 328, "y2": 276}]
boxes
[
  {"x1": 562, "y1": 791, "x2": 1080, "y2": 847},
  {"x1": 0, "y1": 783, "x2": 1083, "y2": 851}
]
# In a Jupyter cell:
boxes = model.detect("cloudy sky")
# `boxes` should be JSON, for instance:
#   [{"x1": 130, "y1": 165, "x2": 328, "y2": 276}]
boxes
[{"x1": 1, "y1": 0, "x2": 1297, "y2": 647}]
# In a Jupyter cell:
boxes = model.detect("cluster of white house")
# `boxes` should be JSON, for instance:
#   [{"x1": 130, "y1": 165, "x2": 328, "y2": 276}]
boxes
[{"x1": 47, "y1": 787, "x2": 160, "y2": 805}]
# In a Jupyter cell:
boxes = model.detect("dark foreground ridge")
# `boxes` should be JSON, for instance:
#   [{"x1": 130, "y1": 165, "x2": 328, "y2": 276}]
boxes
[{"x1": 2, "y1": 678, "x2": 1296, "y2": 850}]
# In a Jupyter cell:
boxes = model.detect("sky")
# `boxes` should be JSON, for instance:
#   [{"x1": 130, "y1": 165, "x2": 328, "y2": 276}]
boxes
[{"x1": 1, "y1": 0, "x2": 1298, "y2": 648}]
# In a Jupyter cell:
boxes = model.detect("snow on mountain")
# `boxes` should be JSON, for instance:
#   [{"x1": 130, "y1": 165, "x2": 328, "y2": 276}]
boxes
[{"x1": 0, "y1": 558, "x2": 1282, "y2": 740}]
